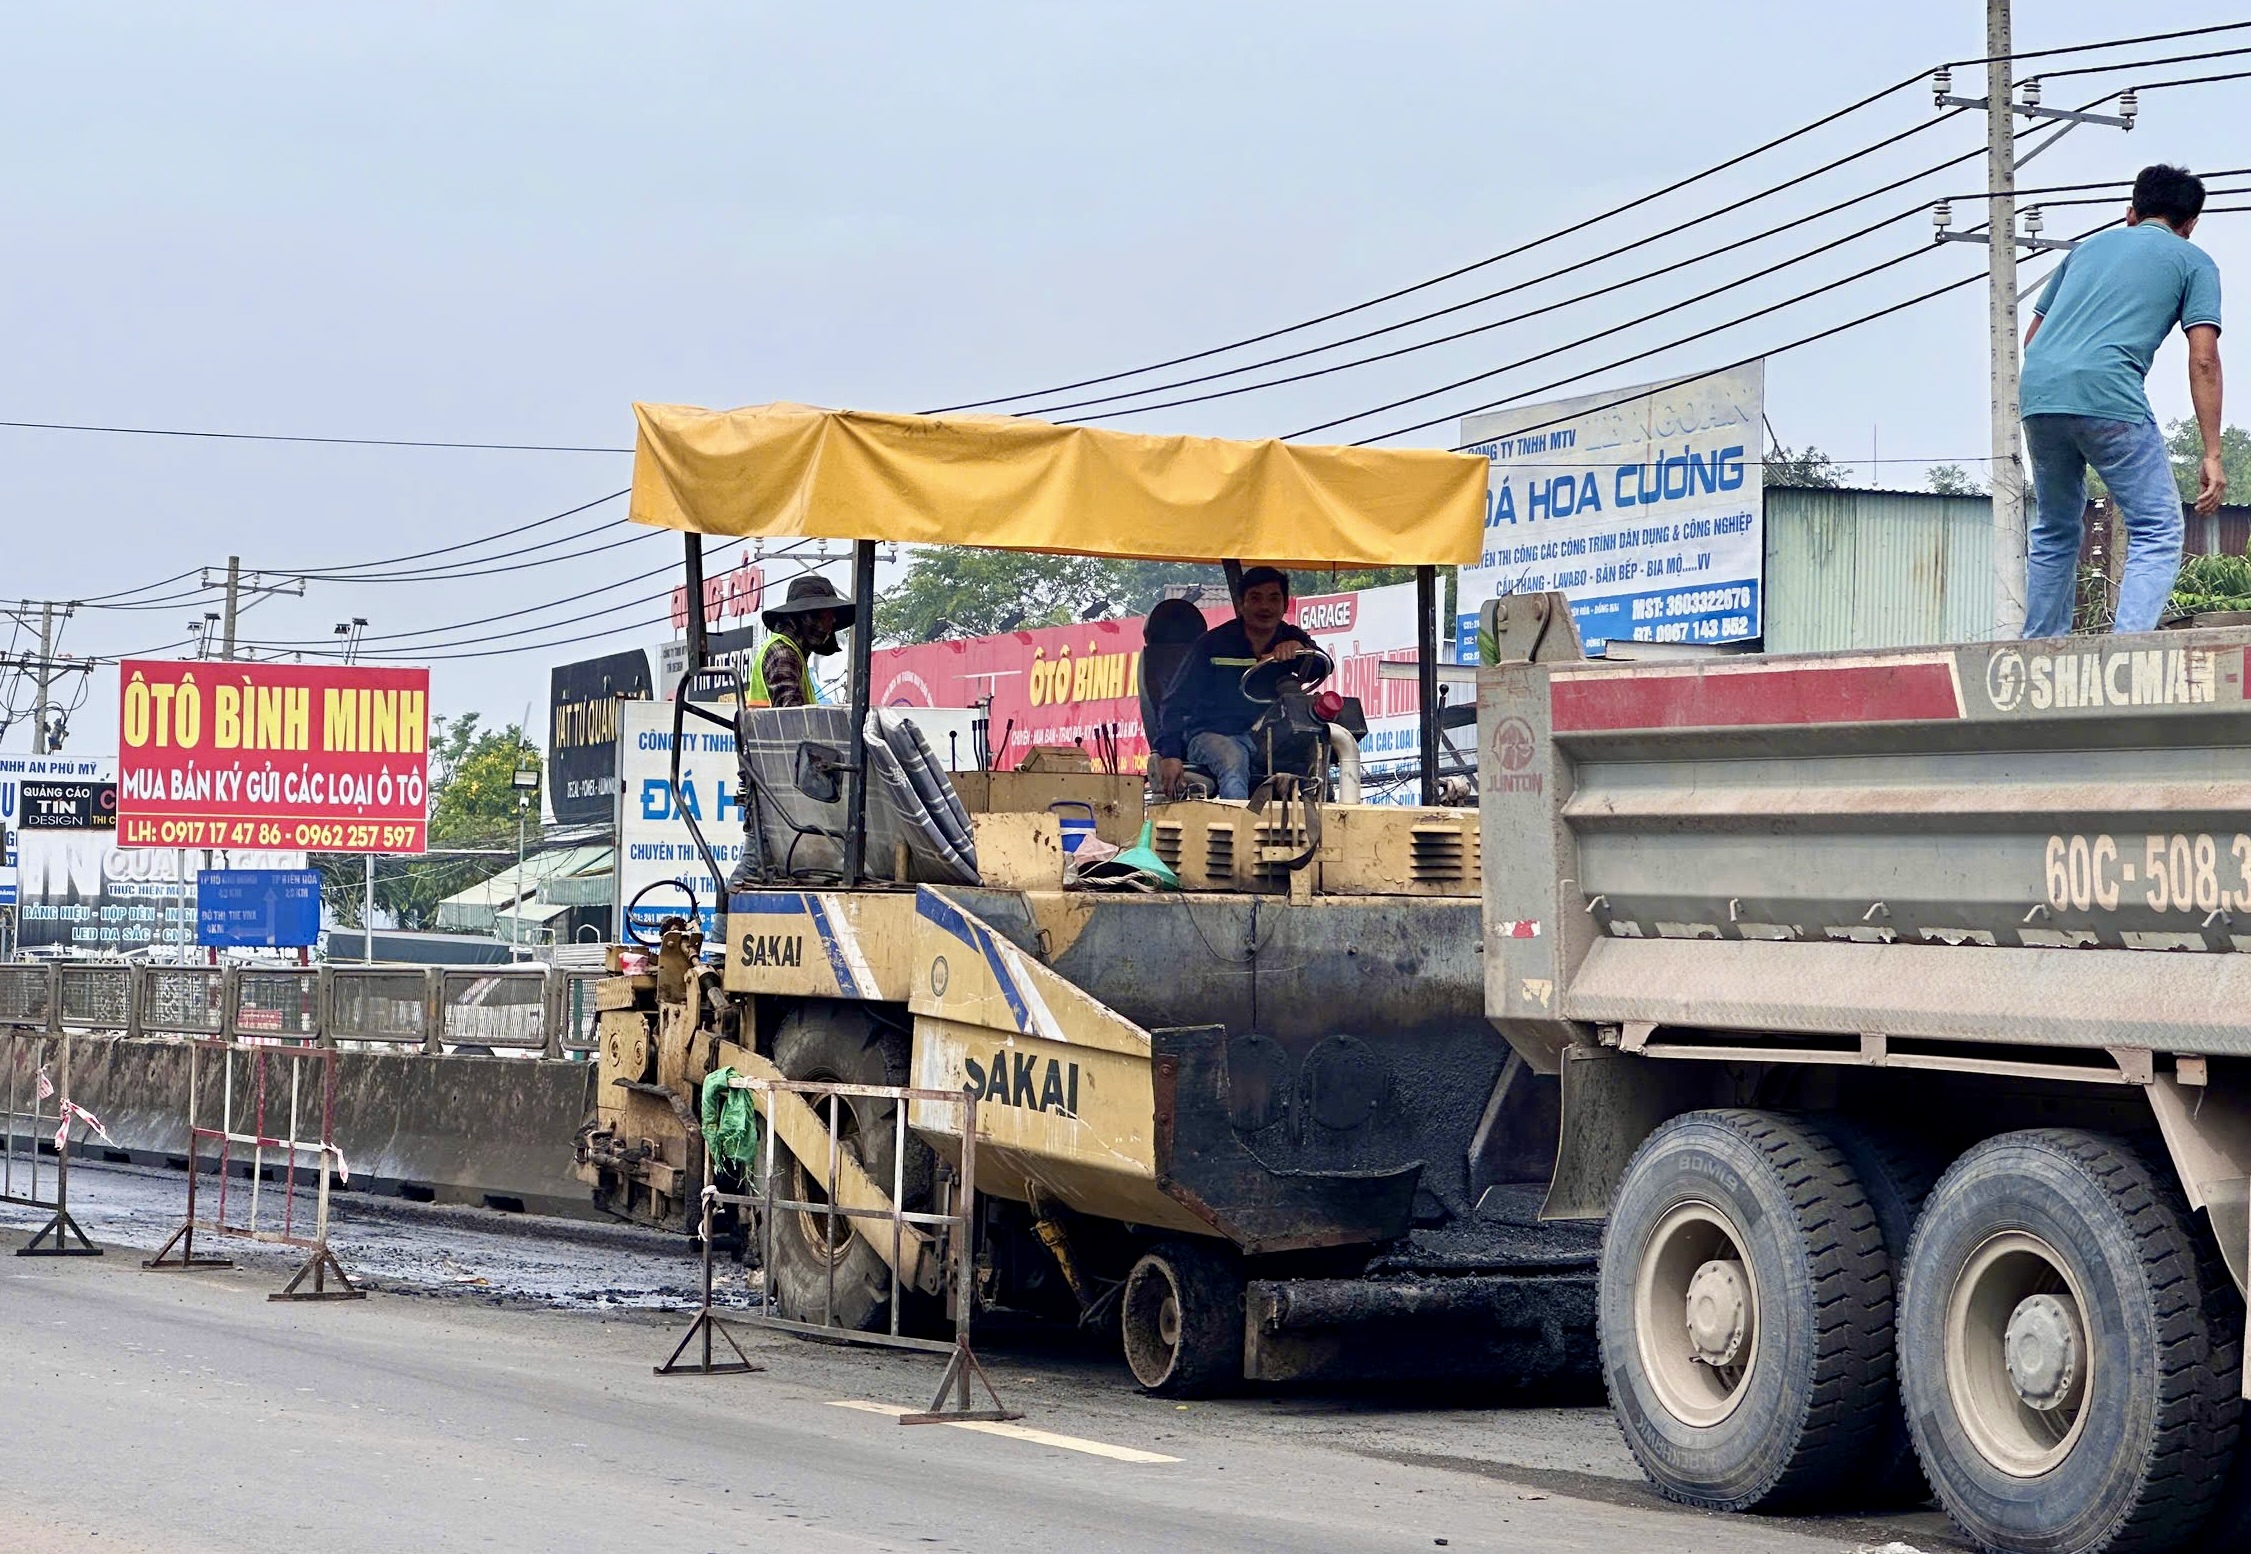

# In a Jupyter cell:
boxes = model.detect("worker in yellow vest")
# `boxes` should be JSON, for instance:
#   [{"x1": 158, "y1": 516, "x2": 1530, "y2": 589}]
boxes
[{"x1": 748, "y1": 574, "x2": 853, "y2": 706}]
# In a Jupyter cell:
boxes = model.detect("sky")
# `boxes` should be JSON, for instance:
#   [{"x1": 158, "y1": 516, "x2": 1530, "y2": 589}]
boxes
[{"x1": 2, "y1": 1, "x2": 2247, "y2": 754}]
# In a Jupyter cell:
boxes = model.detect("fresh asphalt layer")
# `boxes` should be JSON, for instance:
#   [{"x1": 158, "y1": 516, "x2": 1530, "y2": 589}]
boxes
[{"x1": 0, "y1": 1163, "x2": 1968, "y2": 1553}]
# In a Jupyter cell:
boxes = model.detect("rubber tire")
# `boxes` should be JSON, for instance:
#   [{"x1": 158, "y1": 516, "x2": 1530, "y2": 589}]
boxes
[
  {"x1": 1598, "y1": 1109, "x2": 1894, "y2": 1512},
  {"x1": 762, "y1": 1003, "x2": 931, "y2": 1334},
  {"x1": 1819, "y1": 1114, "x2": 1945, "y2": 1508},
  {"x1": 1121, "y1": 1240, "x2": 1244, "y2": 1398},
  {"x1": 1899, "y1": 1130, "x2": 2243, "y2": 1554}
]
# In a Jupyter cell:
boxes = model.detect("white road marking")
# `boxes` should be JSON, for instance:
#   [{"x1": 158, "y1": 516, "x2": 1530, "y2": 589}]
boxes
[{"x1": 829, "y1": 1400, "x2": 1180, "y2": 1463}]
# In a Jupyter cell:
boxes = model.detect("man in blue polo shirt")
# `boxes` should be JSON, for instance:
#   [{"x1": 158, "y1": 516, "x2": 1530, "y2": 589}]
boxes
[{"x1": 2021, "y1": 163, "x2": 2225, "y2": 638}]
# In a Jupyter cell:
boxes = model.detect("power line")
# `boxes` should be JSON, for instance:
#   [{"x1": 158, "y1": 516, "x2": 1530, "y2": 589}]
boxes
[
  {"x1": 1021, "y1": 110, "x2": 1980, "y2": 421},
  {"x1": 1289, "y1": 231, "x2": 1951, "y2": 442},
  {"x1": 929, "y1": 23, "x2": 2251, "y2": 418},
  {"x1": 279, "y1": 488, "x2": 630, "y2": 575},
  {"x1": 1054, "y1": 182, "x2": 1957, "y2": 427},
  {"x1": 1413, "y1": 210, "x2": 2121, "y2": 455},
  {"x1": 0, "y1": 419, "x2": 631, "y2": 454}
]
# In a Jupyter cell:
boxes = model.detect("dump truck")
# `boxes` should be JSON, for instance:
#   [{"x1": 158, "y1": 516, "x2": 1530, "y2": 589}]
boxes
[
  {"x1": 577, "y1": 403, "x2": 1598, "y2": 1395},
  {"x1": 1479, "y1": 595, "x2": 2251, "y2": 1554}
]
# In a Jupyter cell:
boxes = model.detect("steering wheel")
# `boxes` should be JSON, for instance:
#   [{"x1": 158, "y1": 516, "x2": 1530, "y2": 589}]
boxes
[
  {"x1": 1239, "y1": 647, "x2": 1335, "y2": 705},
  {"x1": 624, "y1": 878, "x2": 700, "y2": 950}
]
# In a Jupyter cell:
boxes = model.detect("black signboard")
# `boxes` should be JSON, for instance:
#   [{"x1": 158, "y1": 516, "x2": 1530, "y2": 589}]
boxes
[
  {"x1": 20, "y1": 779, "x2": 117, "y2": 830},
  {"x1": 548, "y1": 649, "x2": 654, "y2": 825}
]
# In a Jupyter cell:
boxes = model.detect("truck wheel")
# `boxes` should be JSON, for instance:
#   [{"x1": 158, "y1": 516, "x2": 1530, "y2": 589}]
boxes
[
  {"x1": 1121, "y1": 1240, "x2": 1243, "y2": 1397},
  {"x1": 1820, "y1": 1115, "x2": 1943, "y2": 1507},
  {"x1": 1598, "y1": 1109, "x2": 1892, "y2": 1512},
  {"x1": 1899, "y1": 1130, "x2": 2242, "y2": 1554},
  {"x1": 763, "y1": 1004, "x2": 930, "y2": 1334}
]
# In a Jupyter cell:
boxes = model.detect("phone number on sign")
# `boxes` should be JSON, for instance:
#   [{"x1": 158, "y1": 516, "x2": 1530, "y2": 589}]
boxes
[{"x1": 123, "y1": 818, "x2": 424, "y2": 850}]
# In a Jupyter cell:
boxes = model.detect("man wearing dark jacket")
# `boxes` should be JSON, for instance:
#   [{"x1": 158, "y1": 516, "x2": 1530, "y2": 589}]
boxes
[{"x1": 1153, "y1": 567, "x2": 1314, "y2": 800}]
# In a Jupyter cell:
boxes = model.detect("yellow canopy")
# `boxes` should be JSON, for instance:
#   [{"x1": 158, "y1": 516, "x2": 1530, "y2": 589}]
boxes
[{"x1": 629, "y1": 402, "x2": 1487, "y2": 567}]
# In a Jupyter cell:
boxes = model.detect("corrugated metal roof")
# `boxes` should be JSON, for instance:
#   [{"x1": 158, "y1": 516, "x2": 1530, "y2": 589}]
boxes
[{"x1": 1763, "y1": 487, "x2": 1995, "y2": 653}]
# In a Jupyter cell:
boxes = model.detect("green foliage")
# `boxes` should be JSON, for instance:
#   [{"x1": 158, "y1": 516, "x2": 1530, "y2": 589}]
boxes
[
  {"x1": 1927, "y1": 463, "x2": 1986, "y2": 496},
  {"x1": 877, "y1": 551, "x2": 1435, "y2": 647},
  {"x1": 313, "y1": 713, "x2": 540, "y2": 934},
  {"x1": 2170, "y1": 553, "x2": 2251, "y2": 617},
  {"x1": 2163, "y1": 419, "x2": 2251, "y2": 503},
  {"x1": 1764, "y1": 443, "x2": 1847, "y2": 488},
  {"x1": 875, "y1": 549, "x2": 1118, "y2": 643}
]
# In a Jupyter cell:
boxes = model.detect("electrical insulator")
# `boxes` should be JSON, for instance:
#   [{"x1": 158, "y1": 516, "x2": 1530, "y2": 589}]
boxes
[
  {"x1": 1932, "y1": 66, "x2": 1952, "y2": 104},
  {"x1": 1932, "y1": 200, "x2": 1954, "y2": 233},
  {"x1": 2119, "y1": 89, "x2": 2138, "y2": 127},
  {"x1": 2020, "y1": 78, "x2": 2043, "y2": 109},
  {"x1": 2024, "y1": 208, "x2": 2045, "y2": 238}
]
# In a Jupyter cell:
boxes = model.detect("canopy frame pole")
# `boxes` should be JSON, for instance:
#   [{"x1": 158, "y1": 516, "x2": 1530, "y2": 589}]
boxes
[
  {"x1": 1416, "y1": 565, "x2": 1441, "y2": 807},
  {"x1": 842, "y1": 540, "x2": 878, "y2": 885},
  {"x1": 683, "y1": 534, "x2": 709, "y2": 671}
]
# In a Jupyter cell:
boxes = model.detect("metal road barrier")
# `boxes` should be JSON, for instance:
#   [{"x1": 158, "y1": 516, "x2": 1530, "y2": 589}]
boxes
[
  {"x1": 656, "y1": 1078, "x2": 1020, "y2": 1425},
  {"x1": 142, "y1": 1037, "x2": 365, "y2": 1301},
  {"x1": 0, "y1": 958, "x2": 607, "y2": 1057},
  {"x1": 1, "y1": 1031, "x2": 103, "y2": 1256}
]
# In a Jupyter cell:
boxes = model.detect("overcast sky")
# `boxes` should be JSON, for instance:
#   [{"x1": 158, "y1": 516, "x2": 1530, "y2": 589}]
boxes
[{"x1": 3, "y1": 1, "x2": 2246, "y2": 753}]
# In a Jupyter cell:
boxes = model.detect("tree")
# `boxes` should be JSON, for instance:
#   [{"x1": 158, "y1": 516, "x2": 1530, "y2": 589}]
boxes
[
  {"x1": 2163, "y1": 419, "x2": 2251, "y2": 504},
  {"x1": 1764, "y1": 442, "x2": 1847, "y2": 488},
  {"x1": 875, "y1": 549, "x2": 1118, "y2": 644},
  {"x1": 1927, "y1": 463, "x2": 1986, "y2": 496},
  {"x1": 314, "y1": 713, "x2": 541, "y2": 933}
]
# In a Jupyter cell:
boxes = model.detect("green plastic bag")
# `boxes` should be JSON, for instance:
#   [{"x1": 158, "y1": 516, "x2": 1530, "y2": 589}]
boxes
[{"x1": 699, "y1": 1066, "x2": 759, "y2": 1171}]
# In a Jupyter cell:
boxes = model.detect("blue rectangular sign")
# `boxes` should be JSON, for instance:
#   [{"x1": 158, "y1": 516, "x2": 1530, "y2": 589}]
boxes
[{"x1": 196, "y1": 869, "x2": 322, "y2": 949}]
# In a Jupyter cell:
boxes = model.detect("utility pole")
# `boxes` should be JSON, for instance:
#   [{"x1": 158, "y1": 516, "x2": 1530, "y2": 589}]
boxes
[
  {"x1": 3, "y1": 600, "x2": 88, "y2": 752},
  {"x1": 221, "y1": 555, "x2": 242, "y2": 660},
  {"x1": 32, "y1": 602, "x2": 54, "y2": 754},
  {"x1": 1933, "y1": 2, "x2": 2135, "y2": 641},
  {"x1": 1986, "y1": 0, "x2": 2025, "y2": 639}
]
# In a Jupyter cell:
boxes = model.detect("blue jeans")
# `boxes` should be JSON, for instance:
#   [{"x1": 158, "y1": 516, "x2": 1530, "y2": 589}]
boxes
[
  {"x1": 1187, "y1": 731, "x2": 1261, "y2": 801},
  {"x1": 2024, "y1": 414, "x2": 2184, "y2": 638}
]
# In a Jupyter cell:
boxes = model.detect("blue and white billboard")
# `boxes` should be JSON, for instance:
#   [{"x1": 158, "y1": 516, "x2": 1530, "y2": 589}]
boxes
[{"x1": 1456, "y1": 363, "x2": 1764, "y2": 657}]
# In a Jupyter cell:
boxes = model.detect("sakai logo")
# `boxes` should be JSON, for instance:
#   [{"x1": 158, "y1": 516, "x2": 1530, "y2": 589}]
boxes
[
  {"x1": 962, "y1": 1050, "x2": 1081, "y2": 1117},
  {"x1": 929, "y1": 955, "x2": 950, "y2": 997},
  {"x1": 1490, "y1": 716, "x2": 1542, "y2": 794},
  {"x1": 737, "y1": 932, "x2": 805, "y2": 969},
  {"x1": 1987, "y1": 648, "x2": 2027, "y2": 712}
]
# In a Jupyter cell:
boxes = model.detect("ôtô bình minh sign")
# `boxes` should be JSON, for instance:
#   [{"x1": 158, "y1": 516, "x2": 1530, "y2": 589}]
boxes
[{"x1": 115, "y1": 661, "x2": 431, "y2": 854}]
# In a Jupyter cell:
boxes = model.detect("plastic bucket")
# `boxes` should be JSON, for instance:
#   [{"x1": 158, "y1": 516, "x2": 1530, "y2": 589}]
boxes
[{"x1": 1049, "y1": 801, "x2": 1098, "y2": 856}]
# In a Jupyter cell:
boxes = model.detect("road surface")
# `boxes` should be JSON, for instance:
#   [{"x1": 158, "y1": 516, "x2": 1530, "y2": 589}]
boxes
[{"x1": 0, "y1": 1163, "x2": 1967, "y2": 1554}]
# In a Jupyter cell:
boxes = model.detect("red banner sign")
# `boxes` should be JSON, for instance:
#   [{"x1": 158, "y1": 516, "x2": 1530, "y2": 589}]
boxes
[
  {"x1": 670, "y1": 552, "x2": 765, "y2": 631},
  {"x1": 116, "y1": 661, "x2": 431, "y2": 853},
  {"x1": 871, "y1": 586, "x2": 1421, "y2": 771}
]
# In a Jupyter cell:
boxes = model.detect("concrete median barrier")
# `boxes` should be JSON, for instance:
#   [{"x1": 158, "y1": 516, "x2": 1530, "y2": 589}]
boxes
[{"x1": 51, "y1": 1037, "x2": 599, "y2": 1220}]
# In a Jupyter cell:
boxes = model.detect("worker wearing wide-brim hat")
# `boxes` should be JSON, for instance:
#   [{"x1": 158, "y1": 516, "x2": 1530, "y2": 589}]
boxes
[{"x1": 749, "y1": 574, "x2": 855, "y2": 707}]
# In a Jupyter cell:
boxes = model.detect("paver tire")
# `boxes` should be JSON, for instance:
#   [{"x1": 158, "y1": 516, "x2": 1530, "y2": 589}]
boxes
[
  {"x1": 1121, "y1": 1240, "x2": 1244, "y2": 1397},
  {"x1": 1899, "y1": 1130, "x2": 2242, "y2": 1554},
  {"x1": 1598, "y1": 1109, "x2": 1894, "y2": 1511},
  {"x1": 1819, "y1": 1114, "x2": 1945, "y2": 1507},
  {"x1": 763, "y1": 1003, "x2": 931, "y2": 1334}
]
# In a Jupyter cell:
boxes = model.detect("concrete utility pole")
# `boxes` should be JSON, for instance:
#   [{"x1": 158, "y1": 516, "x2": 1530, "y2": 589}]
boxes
[
  {"x1": 221, "y1": 554, "x2": 242, "y2": 661},
  {"x1": 1987, "y1": 0, "x2": 2026, "y2": 639},
  {"x1": 32, "y1": 601, "x2": 54, "y2": 754}
]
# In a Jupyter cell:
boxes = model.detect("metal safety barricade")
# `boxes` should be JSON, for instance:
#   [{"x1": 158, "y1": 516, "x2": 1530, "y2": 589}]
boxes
[
  {"x1": 142, "y1": 1038, "x2": 365, "y2": 1301},
  {"x1": 1, "y1": 1031, "x2": 103, "y2": 1257},
  {"x1": 656, "y1": 1078, "x2": 1018, "y2": 1425}
]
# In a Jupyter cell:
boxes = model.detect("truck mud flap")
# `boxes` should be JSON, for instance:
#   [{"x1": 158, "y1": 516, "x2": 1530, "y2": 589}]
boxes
[
  {"x1": 1150, "y1": 1023, "x2": 1421, "y2": 1254},
  {"x1": 1243, "y1": 1273, "x2": 1599, "y2": 1388}
]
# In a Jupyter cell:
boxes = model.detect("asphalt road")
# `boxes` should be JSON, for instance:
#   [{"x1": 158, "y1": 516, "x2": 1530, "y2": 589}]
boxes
[{"x1": 0, "y1": 1165, "x2": 1969, "y2": 1554}]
